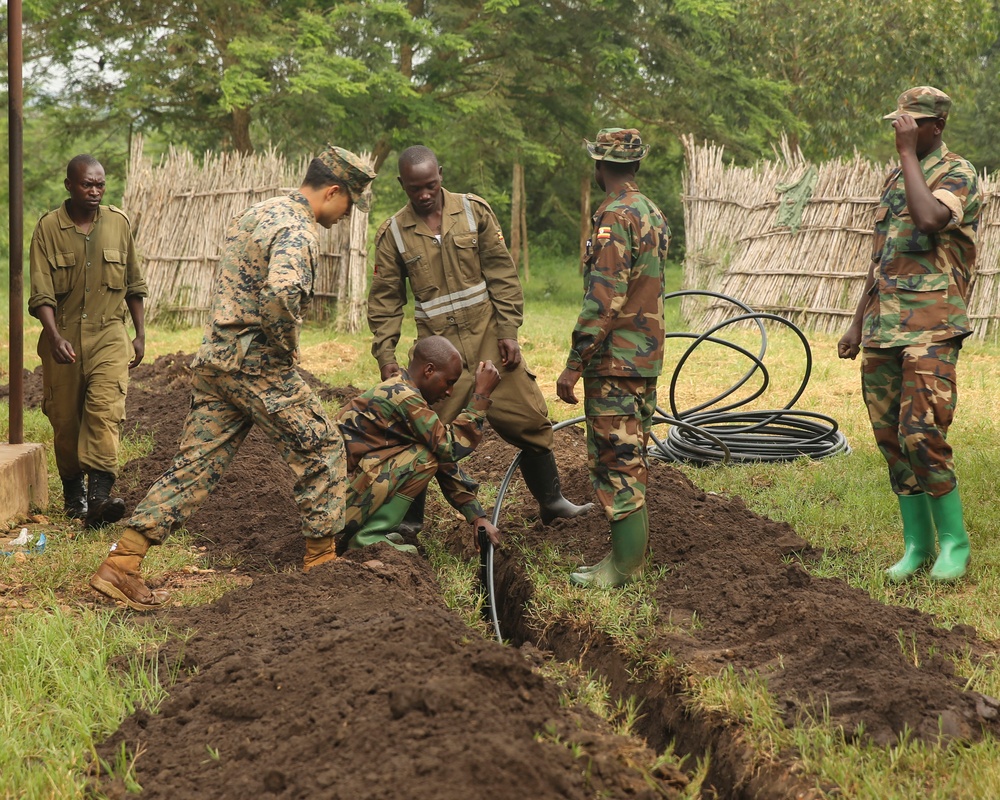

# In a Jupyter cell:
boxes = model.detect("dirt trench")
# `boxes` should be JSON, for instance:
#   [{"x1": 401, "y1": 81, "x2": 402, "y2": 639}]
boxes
[{"x1": 14, "y1": 355, "x2": 1000, "y2": 798}]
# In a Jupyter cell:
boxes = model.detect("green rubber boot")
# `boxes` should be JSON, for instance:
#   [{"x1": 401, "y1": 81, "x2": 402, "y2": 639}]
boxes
[
  {"x1": 885, "y1": 493, "x2": 936, "y2": 583},
  {"x1": 347, "y1": 495, "x2": 419, "y2": 554},
  {"x1": 570, "y1": 510, "x2": 648, "y2": 588},
  {"x1": 928, "y1": 488, "x2": 971, "y2": 582},
  {"x1": 574, "y1": 505, "x2": 649, "y2": 575}
]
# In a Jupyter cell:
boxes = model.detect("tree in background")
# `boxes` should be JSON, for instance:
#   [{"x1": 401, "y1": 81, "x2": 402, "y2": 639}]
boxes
[
  {"x1": 10, "y1": 0, "x2": 1000, "y2": 262},
  {"x1": 721, "y1": 0, "x2": 996, "y2": 160}
]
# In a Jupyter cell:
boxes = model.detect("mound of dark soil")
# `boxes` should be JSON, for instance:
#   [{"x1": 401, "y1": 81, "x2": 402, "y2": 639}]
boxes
[
  {"x1": 459, "y1": 433, "x2": 1000, "y2": 749},
  {"x1": 11, "y1": 354, "x2": 998, "y2": 798},
  {"x1": 71, "y1": 356, "x2": 682, "y2": 799}
]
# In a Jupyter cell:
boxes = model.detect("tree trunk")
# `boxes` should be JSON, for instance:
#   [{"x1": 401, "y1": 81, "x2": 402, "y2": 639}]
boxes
[
  {"x1": 579, "y1": 169, "x2": 592, "y2": 271},
  {"x1": 372, "y1": 139, "x2": 393, "y2": 172},
  {"x1": 230, "y1": 107, "x2": 254, "y2": 155},
  {"x1": 510, "y1": 161, "x2": 523, "y2": 271},
  {"x1": 517, "y1": 164, "x2": 529, "y2": 283}
]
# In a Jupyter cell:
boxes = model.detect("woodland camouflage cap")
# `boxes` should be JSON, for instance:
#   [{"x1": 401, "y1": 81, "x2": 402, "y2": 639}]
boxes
[
  {"x1": 318, "y1": 145, "x2": 377, "y2": 212},
  {"x1": 585, "y1": 128, "x2": 650, "y2": 163},
  {"x1": 883, "y1": 86, "x2": 951, "y2": 121}
]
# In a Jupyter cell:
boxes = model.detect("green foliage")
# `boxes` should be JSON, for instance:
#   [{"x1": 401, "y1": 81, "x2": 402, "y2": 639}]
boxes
[{"x1": 719, "y1": 0, "x2": 997, "y2": 160}]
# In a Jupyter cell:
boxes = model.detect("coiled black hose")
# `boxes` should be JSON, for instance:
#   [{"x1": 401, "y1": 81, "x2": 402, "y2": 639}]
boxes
[
  {"x1": 480, "y1": 289, "x2": 849, "y2": 641},
  {"x1": 648, "y1": 289, "x2": 850, "y2": 465}
]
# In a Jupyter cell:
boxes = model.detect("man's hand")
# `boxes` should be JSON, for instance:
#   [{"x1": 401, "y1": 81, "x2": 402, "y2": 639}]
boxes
[
  {"x1": 474, "y1": 360, "x2": 501, "y2": 397},
  {"x1": 129, "y1": 335, "x2": 145, "y2": 369},
  {"x1": 473, "y1": 517, "x2": 501, "y2": 549},
  {"x1": 556, "y1": 367, "x2": 582, "y2": 404},
  {"x1": 380, "y1": 363, "x2": 401, "y2": 380},
  {"x1": 892, "y1": 114, "x2": 919, "y2": 157},
  {"x1": 837, "y1": 329, "x2": 861, "y2": 360},
  {"x1": 48, "y1": 333, "x2": 76, "y2": 364},
  {"x1": 497, "y1": 338, "x2": 521, "y2": 370}
]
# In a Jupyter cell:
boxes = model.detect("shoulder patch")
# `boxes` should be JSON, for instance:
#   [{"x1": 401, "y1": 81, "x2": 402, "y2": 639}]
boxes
[
  {"x1": 465, "y1": 193, "x2": 494, "y2": 213},
  {"x1": 375, "y1": 218, "x2": 393, "y2": 243},
  {"x1": 107, "y1": 204, "x2": 132, "y2": 225},
  {"x1": 596, "y1": 225, "x2": 613, "y2": 243}
]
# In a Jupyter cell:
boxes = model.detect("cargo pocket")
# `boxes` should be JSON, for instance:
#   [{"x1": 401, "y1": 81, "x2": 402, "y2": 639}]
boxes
[
  {"x1": 895, "y1": 273, "x2": 950, "y2": 334},
  {"x1": 102, "y1": 249, "x2": 126, "y2": 289},
  {"x1": 585, "y1": 393, "x2": 638, "y2": 418},
  {"x1": 260, "y1": 375, "x2": 331, "y2": 451},
  {"x1": 114, "y1": 379, "x2": 128, "y2": 425},
  {"x1": 51, "y1": 252, "x2": 76, "y2": 295}
]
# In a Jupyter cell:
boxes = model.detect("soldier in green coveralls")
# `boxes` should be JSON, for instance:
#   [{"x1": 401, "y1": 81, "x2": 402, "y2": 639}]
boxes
[
  {"x1": 90, "y1": 146, "x2": 375, "y2": 611},
  {"x1": 29, "y1": 155, "x2": 147, "y2": 529},
  {"x1": 838, "y1": 87, "x2": 981, "y2": 583},
  {"x1": 368, "y1": 146, "x2": 593, "y2": 535},
  {"x1": 557, "y1": 128, "x2": 671, "y2": 588}
]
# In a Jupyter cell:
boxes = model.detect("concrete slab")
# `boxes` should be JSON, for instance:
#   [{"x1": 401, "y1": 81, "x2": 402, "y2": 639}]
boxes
[{"x1": 0, "y1": 444, "x2": 49, "y2": 526}]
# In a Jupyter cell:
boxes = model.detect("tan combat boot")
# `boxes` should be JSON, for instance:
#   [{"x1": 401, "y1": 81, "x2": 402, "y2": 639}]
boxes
[
  {"x1": 303, "y1": 535, "x2": 337, "y2": 573},
  {"x1": 90, "y1": 528, "x2": 170, "y2": 611}
]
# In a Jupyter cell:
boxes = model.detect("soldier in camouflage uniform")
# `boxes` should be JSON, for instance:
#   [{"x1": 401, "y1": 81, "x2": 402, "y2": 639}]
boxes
[
  {"x1": 90, "y1": 146, "x2": 376, "y2": 610},
  {"x1": 838, "y1": 87, "x2": 980, "y2": 583},
  {"x1": 29, "y1": 155, "x2": 147, "y2": 529},
  {"x1": 335, "y1": 335, "x2": 501, "y2": 554},
  {"x1": 557, "y1": 128, "x2": 670, "y2": 589},
  {"x1": 368, "y1": 145, "x2": 592, "y2": 534}
]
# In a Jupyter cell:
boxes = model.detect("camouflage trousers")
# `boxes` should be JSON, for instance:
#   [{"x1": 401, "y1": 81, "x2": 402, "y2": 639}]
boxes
[
  {"x1": 861, "y1": 341, "x2": 960, "y2": 498},
  {"x1": 339, "y1": 446, "x2": 438, "y2": 539},
  {"x1": 128, "y1": 367, "x2": 345, "y2": 543},
  {"x1": 583, "y1": 375, "x2": 657, "y2": 522}
]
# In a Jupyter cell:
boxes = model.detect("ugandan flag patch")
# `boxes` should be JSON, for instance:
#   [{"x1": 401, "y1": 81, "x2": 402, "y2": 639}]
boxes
[
  {"x1": 497, "y1": 230, "x2": 505, "y2": 242},
  {"x1": 596, "y1": 226, "x2": 613, "y2": 243}
]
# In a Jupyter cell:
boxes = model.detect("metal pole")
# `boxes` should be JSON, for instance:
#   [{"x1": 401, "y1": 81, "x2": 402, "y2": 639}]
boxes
[{"x1": 8, "y1": 0, "x2": 24, "y2": 444}]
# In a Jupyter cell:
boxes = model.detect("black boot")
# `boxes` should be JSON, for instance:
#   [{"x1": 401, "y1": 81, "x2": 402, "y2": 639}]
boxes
[
  {"x1": 519, "y1": 450, "x2": 594, "y2": 525},
  {"x1": 396, "y1": 489, "x2": 426, "y2": 536},
  {"x1": 62, "y1": 474, "x2": 88, "y2": 520},
  {"x1": 85, "y1": 471, "x2": 126, "y2": 530}
]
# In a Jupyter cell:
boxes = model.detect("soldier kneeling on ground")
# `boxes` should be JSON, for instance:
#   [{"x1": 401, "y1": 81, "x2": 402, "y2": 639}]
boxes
[{"x1": 332, "y1": 335, "x2": 502, "y2": 557}]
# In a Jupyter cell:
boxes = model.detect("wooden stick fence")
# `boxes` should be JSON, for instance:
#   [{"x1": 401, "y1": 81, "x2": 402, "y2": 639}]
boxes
[
  {"x1": 681, "y1": 135, "x2": 1000, "y2": 340},
  {"x1": 124, "y1": 136, "x2": 372, "y2": 332}
]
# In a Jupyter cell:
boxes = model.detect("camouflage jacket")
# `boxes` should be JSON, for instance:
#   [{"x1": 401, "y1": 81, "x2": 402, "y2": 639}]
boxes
[
  {"x1": 568, "y1": 181, "x2": 670, "y2": 377},
  {"x1": 191, "y1": 192, "x2": 318, "y2": 375},
  {"x1": 863, "y1": 144, "x2": 981, "y2": 348},
  {"x1": 337, "y1": 370, "x2": 488, "y2": 522},
  {"x1": 28, "y1": 202, "x2": 146, "y2": 326},
  {"x1": 368, "y1": 188, "x2": 523, "y2": 370}
]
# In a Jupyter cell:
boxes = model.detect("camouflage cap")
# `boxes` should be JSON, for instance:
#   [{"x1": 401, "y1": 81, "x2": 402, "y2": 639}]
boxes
[
  {"x1": 585, "y1": 128, "x2": 650, "y2": 163},
  {"x1": 883, "y1": 86, "x2": 951, "y2": 121},
  {"x1": 318, "y1": 145, "x2": 377, "y2": 212}
]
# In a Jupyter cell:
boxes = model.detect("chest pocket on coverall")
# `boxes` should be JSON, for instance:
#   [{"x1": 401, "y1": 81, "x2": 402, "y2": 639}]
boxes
[
  {"x1": 51, "y1": 252, "x2": 76, "y2": 296},
  {"x1": 102, "y1": 249, "x2": 127, "y2": 290},
  {"x1": 451, "y1": 232, "x2": 481, "y2": 283},
  {"x1": 402, "y1": 253, "x2": 439, "y2": 303}
]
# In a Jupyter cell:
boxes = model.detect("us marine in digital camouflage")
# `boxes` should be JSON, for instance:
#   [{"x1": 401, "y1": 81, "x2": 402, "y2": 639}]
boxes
[
  {"x1": 335, "y1": 335, "x2": 501, "y2": 554},
  {"x1": 838, "y1": 86, "x2": 981, "y2": 583},
  {"x1": 90, "y1": 145, "x2": 376, "y2": 611},
  {"x1": 557, "y1": 127, "x2": 671, "y2": 588}
]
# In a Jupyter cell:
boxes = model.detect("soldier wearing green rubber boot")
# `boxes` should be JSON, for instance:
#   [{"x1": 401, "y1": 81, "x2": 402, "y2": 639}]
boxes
[
  {"x1": 838, "y1": 87, "x2": 980, "y2": 583},
  {"x1": 335, "y1": 336, "x2": 501, "y2": 555},
  {"x1": 557, "y1": 128, "x2": 670, "y2": 589}
]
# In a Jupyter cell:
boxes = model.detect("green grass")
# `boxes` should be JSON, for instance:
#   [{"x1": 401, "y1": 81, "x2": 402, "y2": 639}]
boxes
[
  {"x1": 5, "y1": 252, "x2": 1000, "y2": 795},
  {"x1": 0, "y1": 602, "x2": 174, "y2": 799}
]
